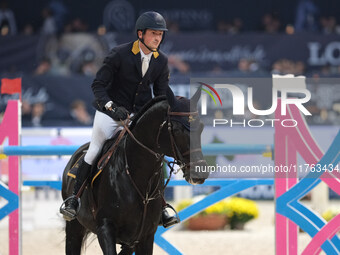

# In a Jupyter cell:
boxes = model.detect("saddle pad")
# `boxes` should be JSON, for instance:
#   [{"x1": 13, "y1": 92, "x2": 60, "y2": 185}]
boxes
[
  {"x1": 67, "y1": 151, "x2": 110, "y2": 186},
  {"x1": 67, "y1": 153, "x2": 85, "y2": 179}
]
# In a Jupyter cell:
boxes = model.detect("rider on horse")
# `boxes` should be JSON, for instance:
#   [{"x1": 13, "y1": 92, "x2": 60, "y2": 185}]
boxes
[{"x1": 60, "y1": 11, "x2": 180, "y2": 228}]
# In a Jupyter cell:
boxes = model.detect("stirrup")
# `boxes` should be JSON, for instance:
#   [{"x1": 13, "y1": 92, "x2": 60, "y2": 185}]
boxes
[
  {"x1": 162, "y1": 203, "x2": 180, "y2": 228},
  {"x1": 59, "y1": 196, "x2": 81, "y2": 221}
]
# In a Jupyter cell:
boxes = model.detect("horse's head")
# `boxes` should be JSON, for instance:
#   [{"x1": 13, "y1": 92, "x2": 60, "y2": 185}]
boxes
[{"x1": 158, "y1": 87, "x2": 209, "y2": 185}]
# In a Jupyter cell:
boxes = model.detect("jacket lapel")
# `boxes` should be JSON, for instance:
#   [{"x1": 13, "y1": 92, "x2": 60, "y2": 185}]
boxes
[
  {"x1": 131, "y1": 40, "x2": 142, "y2": 77},
  {"x1": 131, "y1": 39, "x2": 160, "y2": 79},
  {"x1": 134, "y1": 54, "x2": 142, "y2": 77}
]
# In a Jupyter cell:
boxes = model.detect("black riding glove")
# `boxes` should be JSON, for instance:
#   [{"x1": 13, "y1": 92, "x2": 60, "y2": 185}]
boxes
[
  {"x1": 104, "y1": 101, "x2": 129, "y2": 121},
  {"x1": 108, "y1": 106, "x2": 129, "y2": 121}
]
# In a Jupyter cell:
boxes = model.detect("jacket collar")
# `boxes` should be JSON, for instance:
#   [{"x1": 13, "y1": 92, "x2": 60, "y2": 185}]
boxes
[{"x1": 131, "y1": 40, "x2": 159, "y2": 59}]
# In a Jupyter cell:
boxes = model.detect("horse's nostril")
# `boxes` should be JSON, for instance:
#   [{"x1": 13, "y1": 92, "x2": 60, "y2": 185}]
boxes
[{"x1": 189, "y1": 160, "x2": 210, "y2": 180}]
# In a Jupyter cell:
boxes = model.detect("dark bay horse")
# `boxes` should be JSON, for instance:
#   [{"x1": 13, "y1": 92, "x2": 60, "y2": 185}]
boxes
[{"x1": 61, "y1": 89, "x2": 209, "y2": 254}]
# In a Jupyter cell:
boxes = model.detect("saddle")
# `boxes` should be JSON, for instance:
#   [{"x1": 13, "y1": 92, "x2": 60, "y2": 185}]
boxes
[{"x1": 67, "y1": 126, "x2": 126, "y2": 186}]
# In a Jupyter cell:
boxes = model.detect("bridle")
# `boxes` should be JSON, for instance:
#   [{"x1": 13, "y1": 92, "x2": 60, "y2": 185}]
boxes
[
  {"x1": 119, "y1": 106, "x2": 206, "y2": 247},
  {"x1": 122, "y1": 106, "x2": 205, "y2": 178},
  {"x1": 156, "y1": 107, "x2": 205, "y2": 177}
]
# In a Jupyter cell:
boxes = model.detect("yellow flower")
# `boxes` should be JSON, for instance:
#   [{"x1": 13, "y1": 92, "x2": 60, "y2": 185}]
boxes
[
  {"x1": 203, "y1": 201, "x2": 232, "y2": 217},
  {"x1": 322, "y1": 208, "x2": 340, "y2": 222},
  {"x1": 176, "y1": 197, "x2": 258, "y2": 220},
  {"x1": 176, "y1": 196, "x2": 259, "y2": 230},
  {"x1": 224, "y1": 197, "x2": 259, "y2": 222}
]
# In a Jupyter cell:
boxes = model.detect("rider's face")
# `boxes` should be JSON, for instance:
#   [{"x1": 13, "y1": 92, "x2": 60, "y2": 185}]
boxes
[{"x1": 138, "y1": 29, "x2": 163, "y2": 52}]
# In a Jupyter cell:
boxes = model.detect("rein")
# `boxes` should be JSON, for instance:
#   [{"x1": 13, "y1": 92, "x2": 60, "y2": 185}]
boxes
[
  {"x1": 121, "y1": 119, "x2": 163, "y2": 247},
  {"x1": 123, "y1": 136, "x2": 163, "y2": 247},
  {"x1": 163, "y1": 107, "x2": 202, "y2": 177},
  {"x1": 119, "y1": 107, "x2": 200, "y2": 247}
]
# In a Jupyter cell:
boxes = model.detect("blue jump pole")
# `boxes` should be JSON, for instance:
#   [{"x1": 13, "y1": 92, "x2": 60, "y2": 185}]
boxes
[
  {"x1": 0, "y1": 144, "x2": 273, "y2": 156},
  {"x1": 203, "y1": 144, "x2": 273, "y2": 155},
  {"x1": 0, "y1": 145, "x2": 79, "y2": 156}
]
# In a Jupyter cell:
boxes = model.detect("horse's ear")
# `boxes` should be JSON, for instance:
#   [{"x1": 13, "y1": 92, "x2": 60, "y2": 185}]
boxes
[
  {"x1": 190, "y1": 85, "x2": 202, "y2": 107},
  {"x1": 166, "y1": 86, "x2": 176, "y2": 108}
]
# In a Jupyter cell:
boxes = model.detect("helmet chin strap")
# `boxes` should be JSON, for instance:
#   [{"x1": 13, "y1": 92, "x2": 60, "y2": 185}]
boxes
[{"x1": 139, "y1": 38, "x2": 158, "y2": 53}]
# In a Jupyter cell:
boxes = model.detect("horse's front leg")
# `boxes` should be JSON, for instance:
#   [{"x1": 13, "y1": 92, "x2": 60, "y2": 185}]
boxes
[
  {"x1": 134, "y1": 233, "x2": 155, "y2": 255},
  {"x1": 96, "y1": 218, "x2": 117, "y2": 255},
  {"x1": 65, "y1": 219, "x2": 86, "y2": 255}
]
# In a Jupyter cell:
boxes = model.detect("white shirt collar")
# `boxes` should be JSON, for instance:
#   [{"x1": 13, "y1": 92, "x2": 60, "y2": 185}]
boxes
[{"x1": 139, "y1": 41, "x2": 153, "y2": 62}]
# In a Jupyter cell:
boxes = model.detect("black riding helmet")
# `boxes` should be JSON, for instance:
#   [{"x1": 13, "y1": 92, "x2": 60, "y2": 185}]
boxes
[{"x1": 135, "y1": 11, "x2": 167, "y2": 52}]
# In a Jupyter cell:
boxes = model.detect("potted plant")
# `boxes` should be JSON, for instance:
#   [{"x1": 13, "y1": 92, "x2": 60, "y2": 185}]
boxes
[
  {"x1": 176, "y1": 197, "x2": 259, "y2": 230},
  {"x1": 225, "y1": 197, "x2": 259, "y2": 230},
  {"x1": 176, "y1": 199, "x2": 231, "y2": 230}
]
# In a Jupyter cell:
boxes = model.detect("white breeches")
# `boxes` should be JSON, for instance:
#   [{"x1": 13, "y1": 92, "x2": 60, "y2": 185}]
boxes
[{"x1": 84, "y1": 110, "x2": 121, "y2": 165}]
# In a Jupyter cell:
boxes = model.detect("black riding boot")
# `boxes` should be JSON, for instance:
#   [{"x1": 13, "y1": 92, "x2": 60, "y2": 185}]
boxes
[
  {"x1": 60, "y1": 159, "x2": 92, "y2": 221},
  {"x1": 160, "y1": 201, "x2": 181, "y2": 228}
]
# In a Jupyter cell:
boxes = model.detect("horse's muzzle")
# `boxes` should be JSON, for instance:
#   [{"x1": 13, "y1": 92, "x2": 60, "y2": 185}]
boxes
[{"x1": 186, "y1": 159, "x2": 209, "y2": 185}]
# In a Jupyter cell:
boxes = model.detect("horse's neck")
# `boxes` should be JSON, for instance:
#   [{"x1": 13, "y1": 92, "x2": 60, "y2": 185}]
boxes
[
  {"x1": 125, "y1": 104, "x2": 166, "y2": 181},
  {"x1": 130, "y1": 103, "x2": 167, "y2": 152}
]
